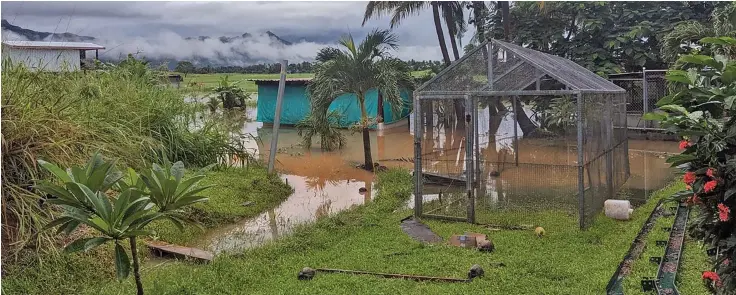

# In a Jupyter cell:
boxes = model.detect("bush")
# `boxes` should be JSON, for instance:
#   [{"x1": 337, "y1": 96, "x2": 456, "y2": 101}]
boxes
[
  {"x1": 648, "y1": 36, "x2": 736, "y2": 293},
  {"x1": 1, "y1": 57, "x2": 246, "y2": 258}
]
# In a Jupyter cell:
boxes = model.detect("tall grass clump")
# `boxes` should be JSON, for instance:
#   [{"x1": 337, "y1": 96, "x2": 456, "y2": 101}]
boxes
[{"x1": 1, "y1": 57, "x2": 246, "y2": 260}]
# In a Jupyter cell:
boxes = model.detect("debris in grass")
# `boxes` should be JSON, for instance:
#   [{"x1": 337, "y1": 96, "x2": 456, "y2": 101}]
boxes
[
  {"x1": 400, "y1": 217, "x2": 442, "y2": 243},
  {"x1": 241, "y1": 201, "x2": 253, "y2": 207},
  {"x1": 468, "y1": 264, "x2": 484, "y2": 280},
  {"x1": 485, "y1": 224, "x2": 534, "y2": 231},
  {"x1": 535, "y1": 226, "x2": 546, "y2": 238},
  {"x1": 298, "y1": 267, "x2": 315, "y2": 280}
]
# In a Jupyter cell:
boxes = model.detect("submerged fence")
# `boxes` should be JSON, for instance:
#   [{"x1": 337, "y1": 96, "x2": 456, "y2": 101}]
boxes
[{"x1": 608, "y1": 69, "x2": 668, "y2": 131}]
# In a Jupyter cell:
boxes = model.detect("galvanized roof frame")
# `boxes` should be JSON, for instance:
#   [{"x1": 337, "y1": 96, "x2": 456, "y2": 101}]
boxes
[{"x1": 414, "y1": 39, "x2": 625, "y2": 99}]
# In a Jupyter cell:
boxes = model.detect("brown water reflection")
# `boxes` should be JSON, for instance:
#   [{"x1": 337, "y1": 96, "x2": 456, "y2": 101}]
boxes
[{"x1": 193, "y1": 107, "x2": 679, "y2": 254}]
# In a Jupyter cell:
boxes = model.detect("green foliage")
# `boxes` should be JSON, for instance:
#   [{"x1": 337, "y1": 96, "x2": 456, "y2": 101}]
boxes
[
  {"x1": 174, "y1": 61, "x2": 194, "y2": 77},
  {"x1": 541, "y1": 96, "x2": 576, "y2": 134},
  {"x1": 295, "y1": 110, "x2": 347, "y2": 151},
  {"x1": 647, "y1": 37, "x2": 736, "y2": 293},
  {"x1": 476, "y1": 1, "x2": 725, "y2": 73},
  {"x1": 213, "y1": 76, "x2": 247, "y2": 109},
  {"x1": 138, "y1": 159, "x2": 213, "y2": 230},
  {"x1": 35, "y1": 153, "x2": 163, "y2": 280},
  {"x1": 307, "y1": 29, "x2": 414, "y2": 167}
]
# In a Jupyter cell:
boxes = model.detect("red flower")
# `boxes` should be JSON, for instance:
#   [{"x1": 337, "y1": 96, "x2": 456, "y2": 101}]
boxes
[
  {"x1": 719, "y1": 203, "x2": 730, "y2": 222},
  {"x1": 723, "y1": 259, "x2": 731, "y2": 266},
  {"x1": 705, "y1": 180, "x2": 718, "y2": 193},
  {"x1": 683, "y1": 172, "x2": 696, "y2": 185},
  {"x1": 703, "y1": 271, "x2": 723, "y2": 287},
  {"x1": 693, "y1": 195, "x2": 701, "y2": 204},
  {"x1": 679, "y1": 140, "x2": 691, "y2": 150},
  {"x1": 707, "y1": 168, "x2": 716, "y2": 178}
]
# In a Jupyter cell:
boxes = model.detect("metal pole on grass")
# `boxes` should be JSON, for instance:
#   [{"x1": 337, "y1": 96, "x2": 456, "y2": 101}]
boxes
[
  {"x1": 413, "y1": 94, "x2": 423, "y2": 218},
  {"x1": 642, "y1": 67, "x2": 649, "y2": 129},
  {"x1": 512, "y1": 96, "x2": 519, "y2": 167},
  {"x1": 576, "y1": 93, "x2": 585, "y2": 229},
  {"x1": 267, "y1": 60, "x2": 288, "y2": 173},
  {"x1": 465, "y1": 94, "x2": 475, "y2": 224}
]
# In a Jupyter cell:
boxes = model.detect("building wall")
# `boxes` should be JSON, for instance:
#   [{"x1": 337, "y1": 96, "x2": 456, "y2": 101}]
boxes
[
  {"x1": 1, "y1": 47, "x2": 80, "y2": 72},
  {"x1": 256, "y1": 84, "x2": 412, "y2": 128}
]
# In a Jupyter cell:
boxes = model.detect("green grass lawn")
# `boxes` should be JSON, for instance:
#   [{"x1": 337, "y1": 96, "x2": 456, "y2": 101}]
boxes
[
  {"x1": 6, "y1": 169, "x2": 713, "y2": 295},
  {"x1": 149, "y1": 166, "x2": 293, "y2": 245}
]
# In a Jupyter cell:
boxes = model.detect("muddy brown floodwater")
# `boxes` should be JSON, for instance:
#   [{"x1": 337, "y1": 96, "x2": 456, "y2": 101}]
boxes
[{"x1": 189, "y1": 107, "x2": 680, "y2": 254}]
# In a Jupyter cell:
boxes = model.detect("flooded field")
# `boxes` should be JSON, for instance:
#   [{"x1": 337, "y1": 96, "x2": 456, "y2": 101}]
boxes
[{"x1": 188, "y1": 106, "x2": 679, "y2": 254}]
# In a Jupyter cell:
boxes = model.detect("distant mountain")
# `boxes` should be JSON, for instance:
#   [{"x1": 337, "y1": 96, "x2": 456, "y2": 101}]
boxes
[
  {"x1": 1, "y1": 19, "x2": 96, "y2": 42},
  {"x1": 1, "y1": 19, "x2": 299, "y2": 67},
  {"x1": 184, "y1": 31, "x2": 292, "y2": 46}
]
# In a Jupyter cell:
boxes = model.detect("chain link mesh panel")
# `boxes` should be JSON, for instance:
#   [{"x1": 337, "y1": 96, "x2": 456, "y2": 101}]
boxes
[{"x1": 414, "y1": 39, "x2": 630, "y2": 229}]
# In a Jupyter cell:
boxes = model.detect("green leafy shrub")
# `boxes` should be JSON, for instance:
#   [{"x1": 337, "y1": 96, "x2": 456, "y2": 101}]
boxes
[{"x1": 646, "y1": 36, "x2": 736, "y2": 293}]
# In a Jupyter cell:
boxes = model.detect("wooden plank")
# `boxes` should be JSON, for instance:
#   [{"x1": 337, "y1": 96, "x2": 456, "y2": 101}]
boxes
[{"x1": 145, "y1": 241, "x2": 213, "y2": 262}]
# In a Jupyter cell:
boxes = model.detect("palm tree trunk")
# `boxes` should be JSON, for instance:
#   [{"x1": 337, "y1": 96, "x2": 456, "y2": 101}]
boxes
[
  {"x1": 500, "y1": 1, "x2": 511, "y2": 41},
  {"x1": 432, "y1": 2, "x2": 452, "y2": 66},
  {"x1": 472, "y1": 2, "x2": 487, "y2": 42},
  {"x1": 358, "y1": 95, "x2": 374, "y2": 171},
  {"x1": 129, "y1": 237, "x2": 144, "y2": 295},
  {"x1": 377, "y1": 92, "x2": 384, "y2": 123},
  {"x1": 445, "y1": 13, "x2": 460, "y2": 60},
  {"x1": 513, "y1": 98, "x2": 537, "y2": 136}
]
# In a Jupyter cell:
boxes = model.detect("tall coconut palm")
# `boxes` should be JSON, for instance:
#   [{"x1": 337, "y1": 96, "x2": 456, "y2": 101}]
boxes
[
  {"x1": 307, "y1": 29, "x2": 415, "y2": 171},
  {"x1": 363, "y1": 1, "x2": 465, "y2": 66}
]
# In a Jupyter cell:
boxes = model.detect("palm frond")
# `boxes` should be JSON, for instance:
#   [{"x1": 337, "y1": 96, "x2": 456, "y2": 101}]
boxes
[{"x1": 389, "y1": 1, "x2": 428, "y2": 29}]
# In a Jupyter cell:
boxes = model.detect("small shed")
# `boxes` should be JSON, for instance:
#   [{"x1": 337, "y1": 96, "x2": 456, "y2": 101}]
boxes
[
  {"x1": 167, "y1": 74, "x2": 183, "y2": 88},
  {"x1": 254, "y1": 78, "x2": 412, "y2": 129},
  {"x1": 1, "y1": 41, "x2": 105, "y2": 72}
]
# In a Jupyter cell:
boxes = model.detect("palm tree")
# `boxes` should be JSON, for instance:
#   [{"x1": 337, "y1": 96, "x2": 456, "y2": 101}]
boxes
[
  {"x1": 307, "y1": 29, "x2": 415, "y2": 171},
  {"x1": 363, "y1": 1, "x2": 462, "y2": 66},
  {"x1": 661, "y1": 2, "x2": 736, "y2": 64}
]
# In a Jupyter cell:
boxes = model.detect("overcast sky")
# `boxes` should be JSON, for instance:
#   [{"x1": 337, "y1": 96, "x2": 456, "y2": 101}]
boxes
[{"x1": 1, "y1": 1, "x2": 475, "y2": 63}]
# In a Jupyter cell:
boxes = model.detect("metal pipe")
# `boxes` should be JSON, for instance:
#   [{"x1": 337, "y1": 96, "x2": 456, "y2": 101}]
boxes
[
  {"x1": 267, "y1": 60, "x2": 288, "y2": 173},
  {"x1": 464, "y1": 95, "x2": 475, "y2": 223},
  {"x1": 315, "y1": 268, "x2": 470, "y2": 283},
  {"x1": 576, "y1": 93, "x2": 585, "y2": 229},
  {"x1": 642, "y1": 67, "x2": 649, "y2": 129},
  {"x1": 413, "y1": 93, "x2": 423, "y2": 218},
  {"x1": 512, "y1": 96, "x2": 519, "y2": 167}
]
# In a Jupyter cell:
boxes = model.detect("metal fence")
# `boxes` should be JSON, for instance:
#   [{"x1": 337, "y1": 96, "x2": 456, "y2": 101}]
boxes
[
  {"x1": 609, "y1": 69, "x2": 668, "y2": 130},
  {"x1": 412, "y1": 40, "x2": 630, "y2": 229}
]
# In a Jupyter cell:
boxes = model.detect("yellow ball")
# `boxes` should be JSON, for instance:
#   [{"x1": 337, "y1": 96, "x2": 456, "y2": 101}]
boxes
[{"x1": 535, "y1": 226, "x2": 545, "y2": 238}]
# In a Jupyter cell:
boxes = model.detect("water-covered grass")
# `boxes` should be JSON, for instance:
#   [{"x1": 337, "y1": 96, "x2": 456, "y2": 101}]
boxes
[
  {"x1": 4, "y1": 169, "x2": 712, "y2": 295},
  {"x1": 149, "y1": 166, "x2": 293, "y2": 245}
]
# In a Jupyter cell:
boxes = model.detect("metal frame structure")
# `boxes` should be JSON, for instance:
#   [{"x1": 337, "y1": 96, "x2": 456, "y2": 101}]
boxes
[{"x1": 412, "y1": 39, "x2": 630, "y2": 229}]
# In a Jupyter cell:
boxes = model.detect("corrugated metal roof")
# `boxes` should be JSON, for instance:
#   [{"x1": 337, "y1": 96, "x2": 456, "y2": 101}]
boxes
[{"x1": 2, "y1": 41, "x2": 105, "y2": 50}]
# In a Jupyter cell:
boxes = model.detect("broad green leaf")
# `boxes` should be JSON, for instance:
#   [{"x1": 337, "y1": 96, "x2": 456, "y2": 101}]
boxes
[
  {"x1": 122, "y1": 230, "x2": 154, "y2": 238},
  {"x1": 171, "y1": 161, "x2": 185, "y2": 183},
  {"x1": 114, "y1": 242, "x2": 131, "y2": 280},
  {"x1": 71, "y1": 166, "x2": 87, "y2": 184},
  {"x1": 84, "y1": 237, "x2": 111, "y2": 251},
  {"x1": 679, "y1": 55, "x2": 721, "y2": 69},
  {"x1": 642, "y1": 112, "x2": 668, "y2": 121},
  {"x1": 660, "y1": 105, "x2": 689, "y2": 115},
  {"x1": 64, "y1": 237, "x2": 98, "y2": 253},
  {"x1": 726, "y1": 188, "x2": 736, "y2": 201},
  {"x1": 700, "y1": 37, "x2": 728, "y2": 46},
  {"x1": 666, "y1": 154, "x2": 697, "y2": 167},
  {"x1": 726, "y1": 96, "x2": 736, "y2": 110},
  {"x1": 722, "y1": 65, "x2": 736, "y2": 84},
  {"x1": 35, "y1": 182, "x2": 77, "y2": 203},
  {"x1": 43, "y1": 216, "x2": 74, "y2": 231},
  {"x1": 687, "y1": 111, "x2": 704, "y2": 121},
  {"x1": 37, "y1": 160, "x2": 72, "y2": 183},
  {"x1": 174, "y1": 175, "x2": 206, "y2": 197}
]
